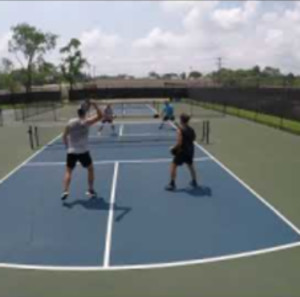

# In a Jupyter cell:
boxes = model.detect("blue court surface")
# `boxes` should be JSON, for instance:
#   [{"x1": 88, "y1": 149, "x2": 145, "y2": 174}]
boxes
[
  {"x1": 0, "y1": 122, "x2": 299, "y2": 268},
  {"x1": 106, "y1": 103, "x2": 156, "y2": 117}
]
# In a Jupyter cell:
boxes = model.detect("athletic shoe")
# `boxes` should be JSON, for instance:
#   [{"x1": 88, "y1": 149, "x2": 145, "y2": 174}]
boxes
[
  {"x1": 190, "y1": 180, "x2": 199, "y2": 188},
  {"x1": 86, "y1": 189, "x2": 97, "y2": 199},
  {"x1": 61, "y1": 191, "x2": 69, "y2": 201},
  {"x1": 165, "y1": 183, "x2": 176, "y2": 191}
]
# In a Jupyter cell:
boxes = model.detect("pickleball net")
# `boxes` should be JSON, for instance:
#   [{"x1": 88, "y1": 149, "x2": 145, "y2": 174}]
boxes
[{"x1": 29, "y1": 120, "x2": 210, "y2": 150}]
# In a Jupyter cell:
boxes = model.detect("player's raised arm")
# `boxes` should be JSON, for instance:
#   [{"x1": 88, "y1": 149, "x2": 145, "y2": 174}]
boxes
[{"x1": 85, "y1": 100, "x2": 102, "y2": 126}]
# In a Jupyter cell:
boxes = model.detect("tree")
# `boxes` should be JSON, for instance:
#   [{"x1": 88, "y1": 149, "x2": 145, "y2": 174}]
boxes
[
  {"x1": 60, "y1": 38, "x2": 87, "y2": 90},
  {"x1": 162, "y1": 73, "x2": 179, "y2": 80},
  {"x1": 180, "y1": 72, "x2": 186, "y2": 80},
  {"x1": 286, "y1": 73, "x2": 295, "y2": 87},
  {"x1": 34, "y1": 61, "x2": 61, "y2": 85},
  {"x1": 262, "y1": 66, "x2": 281, "y2": 77},
  {"x1": 0, "y1": 58, "x2": 21, "y2": 92},
  {"x1": 188, "y1": 71, "x2": 202, "y2": 79},
  {"x1": 1, "y1": 58, "x2": 14, "y2": 73},
  {"x1": 148, "y1": 71, "x2": 160, "y2": 79},
  {"x1": 8, "y1": 23, "x2": 57, "y2": 93},
  {"x1": 251, "y1": 65, "x2": 261, "y2": 76}
]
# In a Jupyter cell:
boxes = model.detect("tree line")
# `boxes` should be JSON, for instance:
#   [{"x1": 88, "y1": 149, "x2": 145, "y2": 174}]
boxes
[
  {"x1": 1, "y1": 23, "x2": 300, "y2": 93},
  {"x1": 0, "y1": 23, "x2": 87, "y2": 93}
]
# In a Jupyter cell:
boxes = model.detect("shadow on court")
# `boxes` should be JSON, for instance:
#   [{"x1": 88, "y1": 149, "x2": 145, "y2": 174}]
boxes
[
  {"x1": 174, "y1": 185, "x2": 212, "y2": 198},
  {"x1": 63, "y1": 197, "x2": 132, "y2": 222}
]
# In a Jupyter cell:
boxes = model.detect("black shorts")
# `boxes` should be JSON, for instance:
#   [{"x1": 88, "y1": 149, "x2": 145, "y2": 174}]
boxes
[
  {"x1": 173, "y1": 152, "x2": 194, "y2": 166},
  {"x1": 67, "y1": 152, "x2": 92, "y2": 169},
  {"x1": 163, "y1": 115, "x2": 175, "y2": 121}
]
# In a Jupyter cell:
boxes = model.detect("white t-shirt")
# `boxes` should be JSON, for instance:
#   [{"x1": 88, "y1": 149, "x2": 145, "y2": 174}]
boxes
[{"x1": 67, "y1": 118, "x2": 89, "y2": 154}]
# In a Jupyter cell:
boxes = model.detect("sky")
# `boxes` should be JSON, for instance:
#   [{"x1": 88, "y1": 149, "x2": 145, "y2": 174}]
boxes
[{"x1": 0, "y1": 1, "x2": 300, "y2": 77}]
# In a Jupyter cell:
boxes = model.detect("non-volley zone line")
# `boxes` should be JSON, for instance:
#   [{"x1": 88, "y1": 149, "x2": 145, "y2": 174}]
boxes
[{"x1": 25, "y1": 157, "x2": 212, "y2": 167}]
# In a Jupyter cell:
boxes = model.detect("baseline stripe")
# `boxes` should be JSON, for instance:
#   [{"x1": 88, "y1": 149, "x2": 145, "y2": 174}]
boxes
[{"x1": 0, "y1": 241, "x2": 299, "y2": 271}]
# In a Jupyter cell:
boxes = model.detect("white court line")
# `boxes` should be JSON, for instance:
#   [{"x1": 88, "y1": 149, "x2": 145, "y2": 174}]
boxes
[
  {"x1": 0, "y1": 122, "x2": 299, "y2": 271},
  {"x1": 25, "y1": 157, "x2": 211, "y2": 167},
  {"x1": 119, "y1": 124, "x2": 124, "y2": 137},
  {"x1": 0, "y1": 133, "x2": 62, "y2": 185},
  {"x1": 194, "y1": 142, "x2": 300, "y2": 236},
  {"x1": 169, "y1": 121, "x2": 300, "y2": 235},
  {"x1": 0, "y1": 241, "x2": 299, "y2": 271},
  {"x1": 103, "y1": 162, "x2": 119, "y2": 268}
]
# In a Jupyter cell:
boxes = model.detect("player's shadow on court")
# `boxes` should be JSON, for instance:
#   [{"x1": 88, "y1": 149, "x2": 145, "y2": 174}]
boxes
[
  {"x1": 175, "y1": 186, "x2": 212, "y2": 198},
  {"x1": 63, "y1": 197, "x2": 132, "y2": 222}
]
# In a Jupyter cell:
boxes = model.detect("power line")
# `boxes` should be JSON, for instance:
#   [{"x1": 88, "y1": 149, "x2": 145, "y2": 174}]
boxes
[
  {"x1": 216, "y1": 57, "x2": 223, "y2": 84},
  {"x1": 216, "y1": 56, "x2": 223, "y2": 72}
]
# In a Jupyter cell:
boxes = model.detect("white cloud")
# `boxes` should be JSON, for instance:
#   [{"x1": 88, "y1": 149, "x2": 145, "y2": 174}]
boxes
[
  {"x1": 78, "y1": 28, "x2": 122, "y2": 74},
  {"x1": 0, "y1": 32, "x2": 11, "y2": 57},
  {"x1": 80, "y1": 28, "x2": 121, "y2": 52},
  {"x1": 133, "y1": 27, "x2": 183, "y2": 51},
  {"x1": 128, "y1": 1, "x2": 300, "y2": 75},
  {"x1": 3, "y1": 1, "x2": 300, "y2": 76}
]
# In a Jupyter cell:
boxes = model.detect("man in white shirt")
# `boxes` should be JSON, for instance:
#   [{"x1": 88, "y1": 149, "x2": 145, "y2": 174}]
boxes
[{"x1": 61, "y1": 100, "x2": 102, "y2": 200}]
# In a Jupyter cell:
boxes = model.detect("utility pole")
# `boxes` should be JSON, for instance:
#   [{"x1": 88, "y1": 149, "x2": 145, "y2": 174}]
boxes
[{"x1": 216, "y1": 57, "x2": 223, "y2": 85}]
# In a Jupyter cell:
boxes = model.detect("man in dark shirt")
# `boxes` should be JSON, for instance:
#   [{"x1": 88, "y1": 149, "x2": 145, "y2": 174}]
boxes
[{"x1": 166, "y1": 113, "x2": 198, "y2": 191}]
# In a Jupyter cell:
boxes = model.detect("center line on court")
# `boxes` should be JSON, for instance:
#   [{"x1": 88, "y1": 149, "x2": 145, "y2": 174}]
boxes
[
  {"x1": 119, "y1": 124, "x2": 124, "y2": 137},
  {"x1": 103, "y1": 162, "x2": 119, "y2": 268}
]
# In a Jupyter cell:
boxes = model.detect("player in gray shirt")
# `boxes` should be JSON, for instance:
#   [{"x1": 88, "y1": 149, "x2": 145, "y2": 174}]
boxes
[{"x1": 61, "y1": 100, "x2": 102, "y2": 200}]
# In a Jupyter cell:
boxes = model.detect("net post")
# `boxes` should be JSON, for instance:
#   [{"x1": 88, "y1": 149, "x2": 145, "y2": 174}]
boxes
[
  {"x1": 34, "y1": 126, "x2": 39, "y2": 147},
  {"x1": 206, "y1": 120, "x2": 210, "y2": 144},
  {"x1": 28, "y1": 126, "x2": 34, "y2": 150}
]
